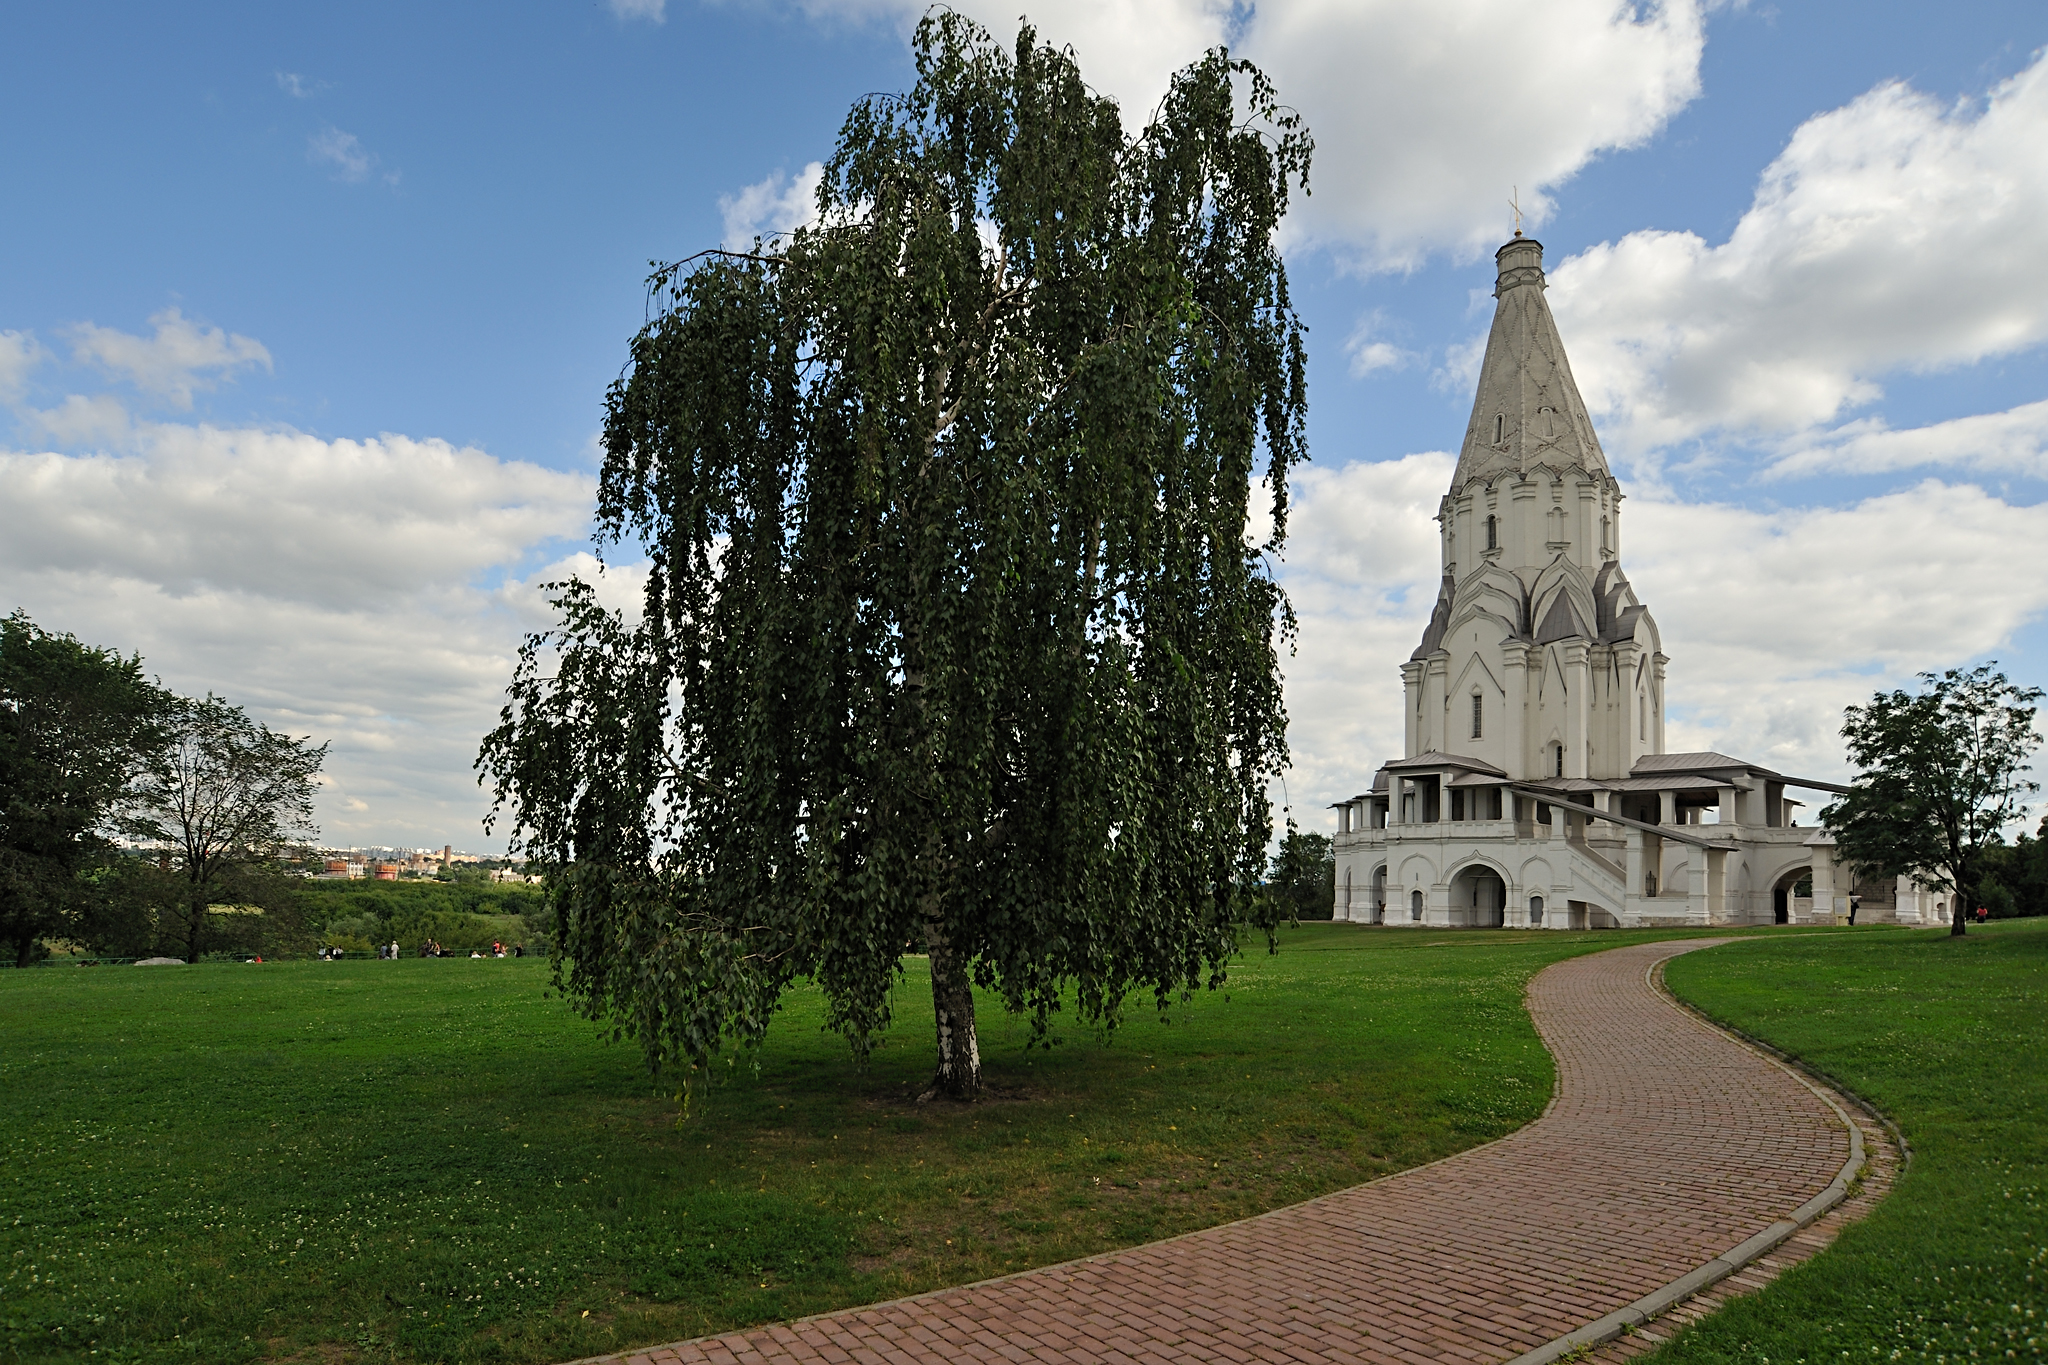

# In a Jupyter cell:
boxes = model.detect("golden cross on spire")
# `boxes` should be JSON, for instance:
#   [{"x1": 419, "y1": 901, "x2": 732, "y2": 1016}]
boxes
[{"x1": 1509, "y1": 186, "x2": 1523, "y2": 238}]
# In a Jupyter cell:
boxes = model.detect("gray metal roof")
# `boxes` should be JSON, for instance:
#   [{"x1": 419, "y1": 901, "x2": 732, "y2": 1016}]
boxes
[{"x1": 1448, "y1": 238, "x2": 1611, "y2": 494}]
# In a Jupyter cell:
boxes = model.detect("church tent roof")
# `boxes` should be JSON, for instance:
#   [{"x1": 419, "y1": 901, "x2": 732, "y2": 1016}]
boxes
[{"x1": 1449, "y1": 237, "x2": 1610, "y2": 495}]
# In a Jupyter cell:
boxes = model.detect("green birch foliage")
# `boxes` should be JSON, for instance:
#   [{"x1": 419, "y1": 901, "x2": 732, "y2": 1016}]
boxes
[{"x1": 481, "y1": 14, "x2": 1311, "y2": 1081}]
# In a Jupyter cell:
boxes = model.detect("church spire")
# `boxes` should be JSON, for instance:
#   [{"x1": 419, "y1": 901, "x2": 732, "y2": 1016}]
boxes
[{"x1": 1449, "y1": 238, "x2": 1608, "y2": 494}]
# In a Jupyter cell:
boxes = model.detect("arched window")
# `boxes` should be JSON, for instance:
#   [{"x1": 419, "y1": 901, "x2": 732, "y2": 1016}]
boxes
[
  {"x1": 1529, "y1": 895, "x2": 1544, "y2": 926},
  {"x1": 1555, "y1": 743, "x2": 1565, "y2": 777},
  {"x1": 1485, "y1": 514, "x2": 1498, "y2": 551},
  {"x1": 1410, "y1": 889, "x2": 1424, "y2": 922},
  {"x1": 1494, "y1": 414, "x2": 1505, "y2": 443},
  {"x1": 1471, "y1": 693, "x2": 1483, "y2": 739}
]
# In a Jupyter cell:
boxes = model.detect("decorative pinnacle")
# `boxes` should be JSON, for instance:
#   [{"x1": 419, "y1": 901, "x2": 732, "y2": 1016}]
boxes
[{"x1": 1509, "y1": 186, "x2": 1523, "y2": 238}]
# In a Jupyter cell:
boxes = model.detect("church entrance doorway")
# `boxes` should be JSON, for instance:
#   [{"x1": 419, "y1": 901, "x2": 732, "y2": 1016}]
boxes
[
  {"x1": 1451, "y1": 866, "x2": 1507, "y2": 928},
  {"x1": 1770, "y1": 866, "x2": 1810, "y2": 925},
  {"x1": 1372, "y1": 866, "x2": 1388, "y2": 924}
]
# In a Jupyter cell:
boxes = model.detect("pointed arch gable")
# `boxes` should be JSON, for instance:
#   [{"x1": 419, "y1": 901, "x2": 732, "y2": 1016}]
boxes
[{"x1": 1449, "y1": 651, "x2": 1505, "y2": 700}]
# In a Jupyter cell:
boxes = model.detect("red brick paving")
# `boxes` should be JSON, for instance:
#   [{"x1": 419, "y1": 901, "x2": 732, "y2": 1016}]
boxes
[{"x1": 575, "y1": 939, "x2": 1859, "y2": 1365}]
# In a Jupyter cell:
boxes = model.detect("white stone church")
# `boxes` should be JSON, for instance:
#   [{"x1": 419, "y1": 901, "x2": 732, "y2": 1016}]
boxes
[{"x1": 1331, "y1": 235, "x2": 1950, "y2": 930}]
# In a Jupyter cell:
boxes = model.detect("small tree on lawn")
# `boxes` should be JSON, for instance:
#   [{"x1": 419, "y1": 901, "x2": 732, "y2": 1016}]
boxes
[
  {"x1": 1266, "y1": 825, "x2": 1334, "y2": 923},
  {"x1": 481, "y1": 13, "x2": 1310, "y2": 1100},
  {"x1": 129, "y1": 695, "x2": 327, "y2": 961},
  {"x1": 1824, "y1": 663, "x2": 2043, "y2": 937},
  {"x1": 0, "y1": 611, "x2": 171, "y2": 966}
]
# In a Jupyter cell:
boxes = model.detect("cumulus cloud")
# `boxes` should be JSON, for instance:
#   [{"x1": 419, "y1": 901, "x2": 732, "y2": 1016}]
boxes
[
  {"x1": 788, "y1": 0, "x2": 1704, "y2": 268},
  {"x1": 720, "y1": 162, "x2": 824, "y2": 249},
  {"x1": 1627, "y1": 483, "x2": 2048, "y2": 774},
  {"x1": 1550, "y1": 50, "x2": 2048, "y2": 456},
  {"x1": 1243, "y1": 0, "x2": 1705, "y2": 268},
  {"x1": 68, "y1": 308, "x2": 271, "y2": 410},
  {"x1": 1344, "y1": 312, "x2": 1420, "y2": 377},
  {"x1": 0, "y1": 423, "x2": 601, "y2": 849},
  {"x1": 1767, "y1": 399, "x2": 2048, "y2": 481},
  {"x1": 0, "y1": 330, "x2": 45, "y2": 402},
  {"x1": 24, "y1": 393, "x2": 133, "y2": 447},
  {"x1": 1273, "y1": 453, "x2": 1454, "y2": 817},
  {"x1": 1271, "y1": 459, "x2": 2048, "y2": 829},
  {"x1": 275, "y1": 71, "x2": 327, "y2": 98},
  {"x1": 308, "y1": 125, "x2": 381, "y2": 183},
  {"x1": 609, "y1": 0, "x2": 667, "y2": 20}
]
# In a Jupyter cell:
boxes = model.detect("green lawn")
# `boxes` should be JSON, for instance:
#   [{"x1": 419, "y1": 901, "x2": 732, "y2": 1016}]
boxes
[
  {"x1": 0, "y1": 925, "x2": 1721, "y2": 1365},
  {"x1": 1658, "y1": 918, "x2": 2048, "y2": 1364}
]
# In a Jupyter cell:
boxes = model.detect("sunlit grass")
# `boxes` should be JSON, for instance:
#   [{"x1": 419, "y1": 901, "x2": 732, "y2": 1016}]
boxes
[
  {"x1": 2, "y1": 925, "x2": 1725, "y2": 1364},
  {"x1": 1656, "y1": 918, "x2": 2048, "y2": 1363}
]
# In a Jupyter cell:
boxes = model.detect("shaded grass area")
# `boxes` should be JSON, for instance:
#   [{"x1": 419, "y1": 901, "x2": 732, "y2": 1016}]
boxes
[
  {"x1": 1659, "y1": 919, "x2": 2048, "y2": 1364},
  {"x1": 1, "y1": 925, "x2": 1717, "y2": 1364}
]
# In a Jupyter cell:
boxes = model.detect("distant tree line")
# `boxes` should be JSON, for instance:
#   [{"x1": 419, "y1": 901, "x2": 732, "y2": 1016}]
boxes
[
  {"x1": 1973, "y1": 820, "x2": 2048, "y2": 918},
  {"x1": 303, "y1": 878, "x2": 547, "y2": 955},
  {"x1": 1, "y1": 611, "x2": 326, "y2": 965}
]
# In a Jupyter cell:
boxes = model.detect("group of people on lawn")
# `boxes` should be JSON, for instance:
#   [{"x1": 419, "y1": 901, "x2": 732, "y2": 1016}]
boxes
[{"x1": 316, "y1": 940, "x2": 527, "y2": 960}]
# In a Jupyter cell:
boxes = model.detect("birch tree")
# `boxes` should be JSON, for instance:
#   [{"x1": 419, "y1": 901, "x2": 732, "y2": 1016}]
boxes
[{"x1": 482, "y1": 14, "x2": 1310, "y2": 1098}]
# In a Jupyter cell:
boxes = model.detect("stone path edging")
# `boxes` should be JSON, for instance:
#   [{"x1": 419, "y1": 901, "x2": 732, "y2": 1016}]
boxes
[
  {"x1": 1500, "y1": 950, "x2": 1869, "y2": 1365},
  {"x1": 570, "y1": 937, "x2": 1869, "y2": 1365}
]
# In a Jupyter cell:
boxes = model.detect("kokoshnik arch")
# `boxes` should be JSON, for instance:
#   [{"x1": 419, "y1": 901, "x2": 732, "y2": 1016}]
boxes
[{"x1": 1331, "y1": 235, "x2": 1951, "y2": 931}]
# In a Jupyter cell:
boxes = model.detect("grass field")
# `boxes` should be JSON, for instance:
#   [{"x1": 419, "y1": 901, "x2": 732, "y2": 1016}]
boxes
[
  {"x1": 1658, "y1": 918, "x2": 2048, "y2": 1363},
  {"x1": 0, "y1": 924, "x2": 1723, "y2": 1365}
]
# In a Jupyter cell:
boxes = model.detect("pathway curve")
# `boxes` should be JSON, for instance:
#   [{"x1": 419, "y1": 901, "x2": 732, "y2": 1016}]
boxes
[{"x1": 582, "y1": 938, "x2": 1859, "y2": 1365}]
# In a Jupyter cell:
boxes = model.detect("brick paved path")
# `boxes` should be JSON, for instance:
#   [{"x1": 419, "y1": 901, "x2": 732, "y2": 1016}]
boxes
[{"x1": 582, "y1": 938, "x2": 1858, "y2": 1365}]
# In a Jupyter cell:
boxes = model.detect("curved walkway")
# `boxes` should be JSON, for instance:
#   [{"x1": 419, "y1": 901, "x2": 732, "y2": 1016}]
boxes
[{"x1": 584, "y1": 938, "x2": 1860, "y2": 1365}]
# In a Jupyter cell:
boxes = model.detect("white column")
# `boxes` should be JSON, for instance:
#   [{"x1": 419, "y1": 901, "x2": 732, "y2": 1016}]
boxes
[
  {"x1": 1562, "y1": 641, "x2": 1590, "y2": 779},
  {"x1": 1502, "y1": 642, "x2": 1529, "y2": 779}
]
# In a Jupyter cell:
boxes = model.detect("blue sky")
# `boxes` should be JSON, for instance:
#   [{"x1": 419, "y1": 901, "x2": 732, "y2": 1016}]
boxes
[{"x1": 5, "y1": 1, "x2": 2048, "y2": 848}]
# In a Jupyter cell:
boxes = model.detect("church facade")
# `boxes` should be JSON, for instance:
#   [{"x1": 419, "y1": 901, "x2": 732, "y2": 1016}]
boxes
[{"x1": 1330, "y1": 236, "x2": 1949, "y2": 930}]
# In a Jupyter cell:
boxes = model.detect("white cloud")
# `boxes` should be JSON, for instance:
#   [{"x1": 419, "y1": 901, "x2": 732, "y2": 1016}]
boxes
[
  {"x1": 0, "y1": 330, "x2": 45, "y2": 402},
  {"x1": 68, "y1": 308, "x2": 271, "y2": 410},
  {"x1": 1244, "y1": 0, "x2": 1705, "y2": 269},
  {"x1": 308, "y1": 125, "x2": 378, "y2": 183},
  {"x1": 0, "y1": 423, "x2": 601, "y2": 849},
  {"x1": 275, "y1": 71, "x2": 326, "y2": 98},
  {"x1": 788, "y1": 0, "x2": 1704, "y2": 269},
  {"x1": 1344, "y1": 312, "x2": 1419, "y2": 377},
  {"x1": 1273, "y1": 453, "x2": 1454, "y2": 819},
  {"x1": 1550, "y1": 50, "x2": 2048, "y2": 456},
  {"x1": 1768, "y1": 399, "x2": 2048, "y2": 481},
  {"x1": 1627, "y1": 482, "x2": 2048, "y2": 775},
  {"x1": 1271, "y1": 459, "x2": 2048, "y2": 829},
  {"x1": 25, "y1": 393, "x2": 132, "y2": 447},
  {"x1": 720, "y1": 162, "x2": 825, "y2": 249},
  {"x1": 609, "y1": 0, "x2": 667, "y2": 21}
]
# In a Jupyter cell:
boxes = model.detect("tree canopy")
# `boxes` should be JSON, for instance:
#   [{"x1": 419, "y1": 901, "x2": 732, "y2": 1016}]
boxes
[
  {"x1": 482, "y1": 14, "x2": 1311, "y2": 1098},
  {"x1": 127, "y1": 694, "x2": 328, "y2": 962},
  {"x1": 1824, "y1": 663, "x2": 2043, "y2": 936},
  {"x1": 1266, "y1": 825, "x2": 1334, "y2": 923},
  {"x1": 0, "y1": 611, "x2": 170, "y2": 966}
]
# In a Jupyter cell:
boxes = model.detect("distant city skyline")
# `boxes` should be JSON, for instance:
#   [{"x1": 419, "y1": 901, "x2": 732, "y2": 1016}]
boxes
[{"x1": 4, "y1": 1, "x2": 2047, "y2": 850}]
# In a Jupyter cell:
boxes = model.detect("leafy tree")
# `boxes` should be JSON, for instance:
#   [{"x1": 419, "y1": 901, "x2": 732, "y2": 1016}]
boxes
[
  {"x1": 481, "y1": 14, "x2": 1310, "y2": 1099},
  {"x1": 1824, "y1": 664, "x2": 2043, "y2": 937},
  {"x1": 0, "y1": 612, "x2": 171, "y2": 966},
  {"x1": 1266, "y1": 825, "x2": 1334, "y2": 922},
  {"x1": 1976, "y1": 816, "x2": 2048, "y2": 918},
  {"x1": 128, "y1": 695, "x2": 328, "y2": 962}
]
